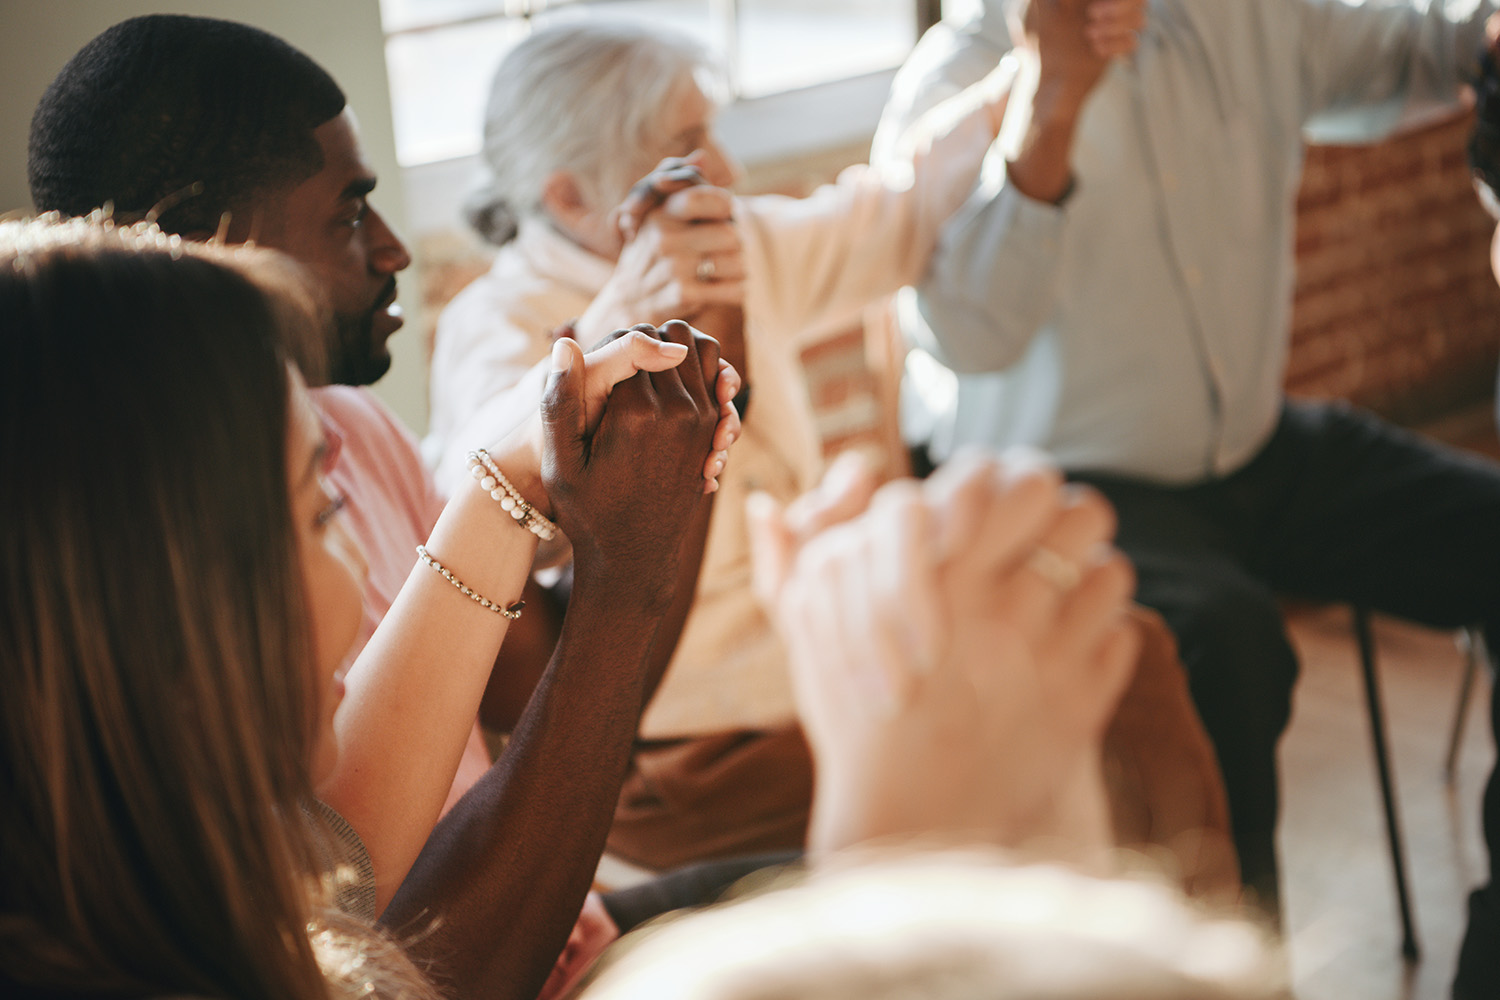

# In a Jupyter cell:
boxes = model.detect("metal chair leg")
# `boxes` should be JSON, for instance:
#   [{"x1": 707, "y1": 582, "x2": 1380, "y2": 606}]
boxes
[
  {"x1": 1445, "y1": 628, "x2": 1483, "y2": 785},
  {"x1": 1352, "y1": 606, "x2": 1421, "y2": 962}
]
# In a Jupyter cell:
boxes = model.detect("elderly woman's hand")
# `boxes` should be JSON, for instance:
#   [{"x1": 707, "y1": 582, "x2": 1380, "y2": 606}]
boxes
[
  {"x1": 575, "y1": 169, "x2": 746, "y2": 345},
  {"x1": 610, "y1": 153, "x2": 710, "y2": 243},
  {"x1": 750, "y1": 450, "x2": 1138, "y2": 861}
]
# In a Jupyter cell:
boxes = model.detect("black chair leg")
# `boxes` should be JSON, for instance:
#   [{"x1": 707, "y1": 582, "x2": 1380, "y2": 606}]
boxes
[
  {"x1": 1444, "y1": 629, "x2": 1483, "y2": 785},
  {"x1": 1352, "y1": 606, "x2": 1421, "y2": 962}
]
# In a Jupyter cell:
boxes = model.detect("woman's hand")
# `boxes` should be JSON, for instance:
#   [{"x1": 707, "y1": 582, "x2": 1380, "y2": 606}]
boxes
[
  {"x1": 750, "y1": 450, "x2": 1139, "y2": 859},
  {"x1": 610, "y1": 152, "x2": 710, "y2": 242},
  {"x1": 490, "y1": 328, "x2": 739, "y2": 517},
  {"x1": 541, "y1": 320, "x2": 724, "y2": 610},
  {"x1": 572, "y1": 325, "x2": 741, "y2": 492},
  {"x1": 575, "y1": 162, "x2": 745, "y2": 344}
]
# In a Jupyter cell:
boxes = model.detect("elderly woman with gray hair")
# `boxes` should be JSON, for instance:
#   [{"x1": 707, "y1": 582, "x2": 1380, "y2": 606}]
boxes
[{"x1": 424, "y1": 18, "x2": 1055, "y2": 870}]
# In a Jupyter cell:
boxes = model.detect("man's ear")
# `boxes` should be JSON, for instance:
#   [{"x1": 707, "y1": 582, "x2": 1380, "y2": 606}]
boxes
[{"x1": 541, "y1": 170, "x2": 591, "y2": 228}]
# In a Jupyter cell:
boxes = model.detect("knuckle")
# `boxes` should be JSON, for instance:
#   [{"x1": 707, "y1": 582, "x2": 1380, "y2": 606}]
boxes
[{"x1": 693, "y1": 332, "x2": 721, "y2": 365}]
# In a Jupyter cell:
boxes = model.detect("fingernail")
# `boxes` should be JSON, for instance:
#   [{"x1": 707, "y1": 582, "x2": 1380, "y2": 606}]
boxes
[
  {"x1": 550, "y1": 339, "x2": 573, "y2": 373},
  {"x1": 658, "y1": 340, "x2": 688, "y2": 356}
]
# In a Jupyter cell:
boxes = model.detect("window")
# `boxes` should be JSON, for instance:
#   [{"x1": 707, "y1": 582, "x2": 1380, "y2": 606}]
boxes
[{"x1": 381, "y1": 0, "x2": 938, "y2": 167}]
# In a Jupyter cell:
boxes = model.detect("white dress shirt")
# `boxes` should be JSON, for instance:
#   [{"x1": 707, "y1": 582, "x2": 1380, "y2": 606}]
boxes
[{"x1": 908, "y1": 0, "x2": 1493, "y2": 484}]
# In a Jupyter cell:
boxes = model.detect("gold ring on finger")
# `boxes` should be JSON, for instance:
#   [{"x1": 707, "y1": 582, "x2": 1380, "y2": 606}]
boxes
[{"x1": 1026, "y1": 546, "x2": 1082, "y2": 592}]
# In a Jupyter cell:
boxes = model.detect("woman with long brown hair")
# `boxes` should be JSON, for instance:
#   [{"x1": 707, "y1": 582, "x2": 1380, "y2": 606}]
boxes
[{"x1": 0, "y1": 216, "x2": 730, "y2": 998}]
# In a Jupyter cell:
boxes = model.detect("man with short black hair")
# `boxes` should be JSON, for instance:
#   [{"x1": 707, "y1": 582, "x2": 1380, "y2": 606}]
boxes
[{"x1": 31, "y1": 14, "x2": 408, "y2": 388}]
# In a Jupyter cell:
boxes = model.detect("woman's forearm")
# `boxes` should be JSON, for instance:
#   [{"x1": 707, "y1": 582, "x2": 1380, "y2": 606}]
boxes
[{"x1": 320, "y1": 432, "x2": 543, "y2": 912}]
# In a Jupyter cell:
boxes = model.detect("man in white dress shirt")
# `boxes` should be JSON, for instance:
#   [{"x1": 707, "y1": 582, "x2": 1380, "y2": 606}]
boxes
[{"x1": 883, "y1": 2, "x2": 1500, "y2": 993}]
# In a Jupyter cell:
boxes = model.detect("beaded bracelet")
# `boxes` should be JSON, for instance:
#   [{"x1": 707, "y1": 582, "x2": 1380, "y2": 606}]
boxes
[
  {"x1": 467, "y1": 448, "x2": 559, "y2": 542},
  {"x1": 415, "y1": 545, "x2": 524, "y2": 619}
]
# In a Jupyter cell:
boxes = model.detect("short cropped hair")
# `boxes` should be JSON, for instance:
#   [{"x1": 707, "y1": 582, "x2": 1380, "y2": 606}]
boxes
[{"x1": 28, "y1": 15, "x2": 346, "y2": 235}]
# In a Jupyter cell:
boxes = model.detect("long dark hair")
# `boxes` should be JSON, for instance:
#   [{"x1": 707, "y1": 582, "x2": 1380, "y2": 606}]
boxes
[{"x1": 0, "y1": 218, "x2": 421, "y2": 998}]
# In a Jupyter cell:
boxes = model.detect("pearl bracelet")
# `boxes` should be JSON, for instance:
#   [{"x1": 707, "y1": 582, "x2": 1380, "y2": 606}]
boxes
[
  {"x1": 467, "y1": 448, "x2": 558, "y2": 542},
  {"x1": 416, "y1": 545, "x2": 524, "y2": 619}
]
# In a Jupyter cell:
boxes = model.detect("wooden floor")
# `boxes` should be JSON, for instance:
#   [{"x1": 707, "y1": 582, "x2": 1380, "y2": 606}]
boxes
[
  {"x1": 1277, "y1": 402, "x2": 1498, "y2": 1000},
  {"x1": 1279, "y1": 589, "x2": 1493, "y2": 1000}
]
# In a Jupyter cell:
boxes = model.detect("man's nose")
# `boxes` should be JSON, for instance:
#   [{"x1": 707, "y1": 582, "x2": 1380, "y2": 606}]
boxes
[{"x1": 366, "y1": 206, "x2": 412, "y2": 274}]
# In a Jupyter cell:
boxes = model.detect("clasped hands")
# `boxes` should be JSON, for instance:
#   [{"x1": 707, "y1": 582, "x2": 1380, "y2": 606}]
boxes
[
  {"x1": 750, "y1": 449, "x2": 1140, "y2": 861},
  {"x1": 1010, "y1": 0, "x2": 1148, "y2": 103},
  {"x1": 576, "y1": 151, "x2": 745, "y2": 343}
]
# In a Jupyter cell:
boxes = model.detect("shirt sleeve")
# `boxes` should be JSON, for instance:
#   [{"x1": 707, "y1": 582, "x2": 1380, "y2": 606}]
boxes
[
  {"x1": 913, "y1": 135, "x2": 1069, "y2": 374},
  {"x1": 743, "y1": 74, "x2": 1002, "y2": 342},
  {"x1": 871, "y1": 1, "x2": 1012, "y2": 166},
  {"x1": 425, "y1": 278, "x2": 555, "y2": 496},
  {"x1": 1294, "y1": 0, "x2": 1494, "y2": 142}
]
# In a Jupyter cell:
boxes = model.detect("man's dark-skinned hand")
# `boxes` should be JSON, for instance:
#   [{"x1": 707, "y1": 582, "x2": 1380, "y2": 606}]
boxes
[
  {"x1": 612, "y1": 153, "x2": 709, "y2": 242},
  {"x1": 544, "y1": 319, "x2": 722, "y2": 614}
]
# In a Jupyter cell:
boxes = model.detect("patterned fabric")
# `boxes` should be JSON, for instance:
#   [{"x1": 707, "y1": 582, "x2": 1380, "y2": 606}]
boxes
[{"x1": 310, "y1": 800, "x2": 378, "y2": 922}]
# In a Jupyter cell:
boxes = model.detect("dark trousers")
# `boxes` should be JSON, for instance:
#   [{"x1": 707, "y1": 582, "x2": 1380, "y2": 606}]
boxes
[
  {"x1": 1073, "y1": 401, "x2": 1500, "y2": 957},
  {"x1": 600, "y1": 851, "x2": 801, "y2": 933}
]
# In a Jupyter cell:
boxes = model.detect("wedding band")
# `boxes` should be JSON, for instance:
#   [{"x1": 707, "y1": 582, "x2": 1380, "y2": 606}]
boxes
[
  {"x1": 696, "y1": 256, "x2": 716, "y2": 282},
  {"x1": 1026, "y1": 547, "x2": 1082, "y2": 593}
]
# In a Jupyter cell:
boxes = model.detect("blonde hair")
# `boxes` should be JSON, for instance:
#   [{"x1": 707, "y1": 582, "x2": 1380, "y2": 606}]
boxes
[
  {"x1": 583, "y1": 851, "x2": 1287, "y2": 1000},
  {"x1": 467, "y1": 18, "x2": 718, "y2": 244},
  {"x1": 0, "y1": 217, "x2": 429, "y2": 998}
]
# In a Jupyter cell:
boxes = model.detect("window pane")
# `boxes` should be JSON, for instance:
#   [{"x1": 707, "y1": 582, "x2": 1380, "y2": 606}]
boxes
[
  {"x1": 533, "y1": 2, "x2": 717, "y2": 58},
  {"x1": 383, "y1": 0, "x2": 912, "y2": 165},
  {"x1": 380, "y1": 0, "x2": 507, "y2": 34},
  {"x1": 386, "y1": 17, "x2": 529, "y2": 164},
  {"x1": 735, "y1": 0, "x2": 914, "y2": 98}
]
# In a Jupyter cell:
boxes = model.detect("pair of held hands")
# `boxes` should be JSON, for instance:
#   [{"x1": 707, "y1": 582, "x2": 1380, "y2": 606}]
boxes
[
  {"x1": 569, "y1": 1, "x2": 1153, "y2": 343},
  {"x1": 527, "y1": 321, "x2": 738, "y2": 584},
  {"x1": 750, "y1": 448, "x2": 1141, "y2": 860},
  {"x1": 1012, "y1": 0, "x2": 1149, "y2": 105},
  {"x1": 577, "y1": 152, "x2": 743, "y2": 344},
  {"x1": 526, "y1": 319, "x2": 1141, "y2": 862}
]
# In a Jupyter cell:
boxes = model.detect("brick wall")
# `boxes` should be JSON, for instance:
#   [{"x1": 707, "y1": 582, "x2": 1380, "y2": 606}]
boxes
[{"x1": 1288, "y1": 110, "x2": 1500, "y2": 424}]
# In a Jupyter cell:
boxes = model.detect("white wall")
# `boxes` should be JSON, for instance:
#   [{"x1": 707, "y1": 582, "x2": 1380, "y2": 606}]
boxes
[{"x1": 2, "y1": 0, "x2": 430, "y2": 431}]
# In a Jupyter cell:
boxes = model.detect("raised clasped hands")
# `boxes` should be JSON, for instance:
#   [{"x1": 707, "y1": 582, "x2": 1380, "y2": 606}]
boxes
[
  {"x1": 541, "y1": 320, "x2": 735, "y2": 609},
  {"x1": 575, "y1": 152, "x2": 746, "y2": 344},
  {"x1": 749, "y1": 449, "x2": 1140, "y2": 861},
  {"x1": 1012, "y1": 0, "x2": 1148, "y2": 104}
]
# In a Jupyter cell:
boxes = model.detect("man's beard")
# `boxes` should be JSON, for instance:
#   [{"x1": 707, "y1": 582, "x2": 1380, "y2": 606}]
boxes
[{"x1": 327, "y1": 278, "x2": 397, "y2": 387}]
